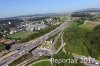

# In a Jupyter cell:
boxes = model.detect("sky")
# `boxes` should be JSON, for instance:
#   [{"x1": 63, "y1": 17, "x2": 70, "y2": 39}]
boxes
[{"x1": 0, "y1": 0, "x2": 100, "y2": 18}]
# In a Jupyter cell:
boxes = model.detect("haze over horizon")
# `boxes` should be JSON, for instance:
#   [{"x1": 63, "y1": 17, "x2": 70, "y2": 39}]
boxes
[{"x1": 0, "y1": 0, "x2": 100, "y2": 18}]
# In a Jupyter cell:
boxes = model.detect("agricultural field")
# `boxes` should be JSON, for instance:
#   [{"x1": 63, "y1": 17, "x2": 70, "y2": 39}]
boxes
[
  {"x1": 6, "y1": 31, "x2": 37, "y2": 40},
  {"x1": 79, "y1": 20, "x2": 100, "y2": 30}
]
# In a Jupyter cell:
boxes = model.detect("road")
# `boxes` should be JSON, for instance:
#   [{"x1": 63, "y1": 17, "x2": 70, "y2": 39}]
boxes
[
  {"x1": 31, "y1": 48, "x2": 52, "y2": 57},
  {"x1": 54, "y1": 24, "x2": 68, "y2": 54},
  {"x1": 16, "y1": 55, "x2": 39, "y2": 66},
  {"x1": 17, "y1": 48, "x2": 53, "y2": 66},
  {"x1": 0, "y1": 20, "x2": 71, "y2": 66},
  {"x1": 73, "y1": 54, "x2": 100, "y2": 66},
  {"x1": 55, "y1": 32, "x2": 66, "y2": 54}
]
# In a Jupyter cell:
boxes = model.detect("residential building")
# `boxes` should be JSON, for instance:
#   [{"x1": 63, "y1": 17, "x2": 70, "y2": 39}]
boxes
[
  {"x1": 26, "y1": 22, "x2": 47, "y2": 31},
  {"x1": 9, "y1": 28, "x2": 17, "y2": 34},
  {"x1": 0, "y1": 39, "x2": 16, "y2": 45},
  {"x1": 34, "y1": 22, "x2": 47, "y2": 30}
]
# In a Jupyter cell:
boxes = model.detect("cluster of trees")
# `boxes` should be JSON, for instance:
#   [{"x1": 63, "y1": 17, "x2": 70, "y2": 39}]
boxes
[
  {"x1": 0, "y1": 19, "x2": 22, "y2": 36},
  {"x1": 86, "y1": 25, "x2": 100, "y2": 59},
  {"x1": 27, "y1": 17, "x2": 49, "y2": 21},
  {"x1": 71, "y1": 13, "x2": 92, "y2": 17},
  {"x1": 76, "y1": 17, "x2": 86, "y2": 25},
  {"x1": 63, "y1": 20, "x2": 100, "y2": 60},
  {"x1": 0, "y1": 19, "x2": 22, "y2": 24},
  {"x1": 71, "y1": 12, "x2": 100, "y2": 21},
  {"x1": 90, "y1": 25, "x2": 100, "y2": 45},
  {"x1": 57, "y1": 16, "x2": 67, "y2": 22},
  {"x1": 88, "y1": 16, "x2": 97, "y2": 21},
  {"x1": 0, "y1": 33, "x2": 2, "y2": 38},
  {"x1": 0, "y1": 44, "x2": 5, "y2": 52}
]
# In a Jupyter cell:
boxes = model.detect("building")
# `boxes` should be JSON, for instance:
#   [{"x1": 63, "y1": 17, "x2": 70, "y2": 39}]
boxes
[
  {"x1": 72, "y1": 17, "x2": 80, "y2": 20},
  {"x1": 34, "y1": 22, "x2": 47, "y2": 30},
  {"x1": 4, "y1": 40, "x2": 16, "y2": 45},
  {"x1": 0, "y1": 39, "x2": 16, "y2": 45},
  {"x1": 0, "y1": 40, "x2": 7, "y2": 44},
  {"x1": 9, "y1": 28, "x2": 17, "y2": 34},
  {"x1": 8, "y1": 21, "x2": 11, "y2": 25},
  {"x1": 46, "y1": 18, "x2": 54, "y2": 24},
  {"x1": 46, "y1": 18, "x2": 53, "y2": 22},
  {"x1": 26, "y1": 22, "x2": 47, "y2": 31},
  {"x1": 26, "y1": 23, "x2": 35, "y2": 31}
]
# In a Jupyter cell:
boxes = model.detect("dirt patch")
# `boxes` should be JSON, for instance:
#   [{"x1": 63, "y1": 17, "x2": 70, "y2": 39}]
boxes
[{"x1": 84, "y1": 20, "x2": 100, "y2": 28}]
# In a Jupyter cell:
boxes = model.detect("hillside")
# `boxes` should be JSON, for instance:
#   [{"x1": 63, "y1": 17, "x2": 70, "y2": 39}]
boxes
[
  {"x1": 63, "y1": 20, "x2": 100, "y2": 60},
  {"x1": 74, "y1": 8, "x2": 100, "y2": 13}
]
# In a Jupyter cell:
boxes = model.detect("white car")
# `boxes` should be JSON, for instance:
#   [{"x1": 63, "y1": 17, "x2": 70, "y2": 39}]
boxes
[
  {"x1": 95, "y1": 62, "x2": 99, "y2": 65},
  {"x1": 19, "y1": 50, "x2": 25, "y2": 55}
]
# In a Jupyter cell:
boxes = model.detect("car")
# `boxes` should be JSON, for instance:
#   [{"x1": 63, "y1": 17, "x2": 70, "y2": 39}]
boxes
[
  {"x1": 95, "y1": 62, "x2": 99, "y2": 65},
  {"x1": 0, "y1": 62, "x2": 7, "y2": 66},
  {"x1": 12, "y1": 56, "x2": 15, "y2": 59},
  {"x1": 16, "y1": 48, "x2": 20, "y2": 50},
  {"x1": 24, "y1": 44, "x2": 28, "y2": 46},
  {"x1": 19, "y1": 50, "x2": 25, "y2": 55}
]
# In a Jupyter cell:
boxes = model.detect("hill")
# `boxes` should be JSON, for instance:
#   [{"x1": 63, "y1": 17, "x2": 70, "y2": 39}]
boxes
[
  {"x1": 63, "y1": 20, "x2": 100, "y2": 60},
  {"x1": 74, "y1": 8, "x2": 100, "y2": 13}
]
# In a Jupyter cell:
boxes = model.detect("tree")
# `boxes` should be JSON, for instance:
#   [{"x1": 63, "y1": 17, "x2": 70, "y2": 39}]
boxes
[{"x1": 0, "y1": 33, "x2": 2, "y2": 38}]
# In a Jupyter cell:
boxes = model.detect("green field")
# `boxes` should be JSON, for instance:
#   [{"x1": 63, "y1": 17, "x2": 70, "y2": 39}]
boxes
[
  {"x1": 79, "y1": 20, "x2": 100, "y2": 30},
  {"x1": 4, "y1": 24, "x2": 59, "y2": 43},
  {"x1": 31, "y1": 60, "x2": 51, "y2": 66},
  {"x1": 6, "y1": 31, "x2": 37, "y2": 40}
]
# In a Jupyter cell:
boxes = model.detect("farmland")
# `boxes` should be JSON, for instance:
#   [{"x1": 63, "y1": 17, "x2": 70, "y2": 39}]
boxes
[
  {"x1": 6, "y1": 31, "x2": 37, "y2": 40},
  {"x1": 79, "y1": 20, "x2": 100, "y2": 30}
]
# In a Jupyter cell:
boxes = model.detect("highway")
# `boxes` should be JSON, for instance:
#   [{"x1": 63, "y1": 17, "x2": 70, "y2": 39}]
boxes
[
  {"x1": 55, "y1": 32, "x2": 66, "y2": 54},
  {"x1": 31, "y1": 48, "x2": 52, "y2": 57},
  {"x1": 0, "y1": 20, "x2": 71, "y2": 66}
]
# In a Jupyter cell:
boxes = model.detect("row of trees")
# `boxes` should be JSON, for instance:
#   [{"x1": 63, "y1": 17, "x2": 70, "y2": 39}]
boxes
[
  {"x1": 71, "y1": 13, "x2": 92, "y2": 17},
  {"x1": 0, "y1": 33, "x2": 2, "y2": 38},
  {"x1": 71, "y1": 12, "x2": 100, "y2": 21}
]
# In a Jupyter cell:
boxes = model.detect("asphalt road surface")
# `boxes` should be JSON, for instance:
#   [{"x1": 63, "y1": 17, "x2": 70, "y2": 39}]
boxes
[{"x1": 0, "y1": 20, "x2": 71, "y2": 66}]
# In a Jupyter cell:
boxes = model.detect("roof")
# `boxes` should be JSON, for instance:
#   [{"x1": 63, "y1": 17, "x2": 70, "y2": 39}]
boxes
[
  {"x1": 0, "y1": 39, "x2": 15, "y2": 45},
  {"x1": 4, "y1": 40, "x2": 15, "y2": 45},
  {"x1": 0, "y1": 40, "x2": 7, "y2": 43}
]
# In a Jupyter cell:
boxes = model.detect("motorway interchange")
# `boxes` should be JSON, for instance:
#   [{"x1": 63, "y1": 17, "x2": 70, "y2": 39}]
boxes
[
  {"x1": 0, "y1": 19, "x2": 100, "y2": 66},
  {"x1": 0, "y1": 20, "x2": 71, "y2": 66}
]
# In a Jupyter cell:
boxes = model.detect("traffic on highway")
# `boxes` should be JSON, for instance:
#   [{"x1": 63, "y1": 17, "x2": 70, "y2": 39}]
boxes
[{"x1": 0, "y1": 20, "x2": 71, "y2": 66}]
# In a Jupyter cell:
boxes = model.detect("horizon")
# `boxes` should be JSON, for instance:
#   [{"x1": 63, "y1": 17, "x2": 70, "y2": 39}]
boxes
[
  {"x1": 0, "y1": 8, "x2": 98, "y2": 19},
  {"x1": 0, "y1": 0, "x2": 100, "y2": 18}
]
